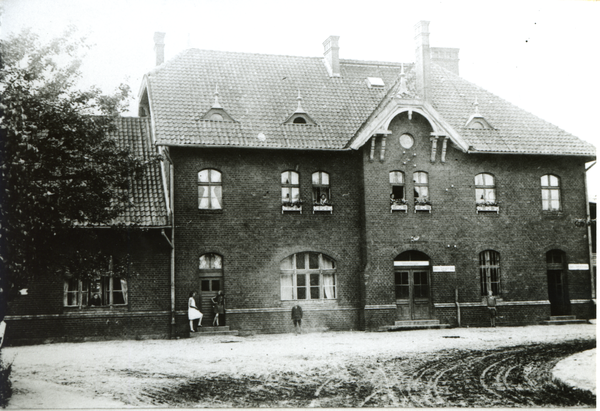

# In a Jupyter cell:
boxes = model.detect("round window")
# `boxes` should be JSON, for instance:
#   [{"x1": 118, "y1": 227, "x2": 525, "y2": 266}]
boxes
[{"x1": 399, "y1": 133, "x2": 414, "y2": 149}]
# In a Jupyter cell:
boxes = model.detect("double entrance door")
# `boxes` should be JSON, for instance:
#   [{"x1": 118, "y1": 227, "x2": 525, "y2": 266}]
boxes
[
  {"x1": 394, "y1": 268, "x2": 431, "y2": 320},
  {"x1": 199, "y1": 275, "x2": 222, "y2": 326}
]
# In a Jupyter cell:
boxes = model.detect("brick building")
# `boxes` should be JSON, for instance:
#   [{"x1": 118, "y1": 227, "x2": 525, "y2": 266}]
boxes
[{"x1": 5, "y1": 21, "x2": 595, "y2": 344}]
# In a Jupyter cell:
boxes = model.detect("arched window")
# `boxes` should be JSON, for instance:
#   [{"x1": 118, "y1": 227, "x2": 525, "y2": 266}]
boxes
[
  {"x1": 312, "y1": 171, "x2": 330, "y2": 205},
  {"x1": 541, "y1": 174, "x2": 561, "y2": 211},
  {"x1": 281, "y1": 171, "x2": 300, "y2": 204},
  {"x1": 475, "y1": 173, "x2": 496, "y2": 204},
  {"x1": 479, "y1": 250, "x2": 500, "y2": 296},
  {"x1": 293, "y1": 117, "x2": 307, "y2": 124},
  {"x1": 389, "y1": 171, "x2": 405, "y2": 203},
  {"x1": 280, "y1": 252, "x2": 336, "y2": 300},
  {"x1": 198, "y1": 169, "x2": 222, "y2": 209}
]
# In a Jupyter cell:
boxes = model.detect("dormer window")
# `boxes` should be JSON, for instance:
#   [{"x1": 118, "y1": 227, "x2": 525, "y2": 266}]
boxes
[
  {"x1": 210, "y1": 113, "x2": 224, "y2": 121},
  {"x1": 284, "y1": 91, "x2": 317, "y2": 125},
  {"x1": 200, "y1": 85, "x2": 235, "y2": 122},
  {"x1": 367, "y1": 77, "x2": 385, "y2": 88},
  {"x1": 293, "y1": 117, "x2": 307, "y2": 124},
  {"x1": 465, "y1": 97, "x2": 493, "y2": 129}
]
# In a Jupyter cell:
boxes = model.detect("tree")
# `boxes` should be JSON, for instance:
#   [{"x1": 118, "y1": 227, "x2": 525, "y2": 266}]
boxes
[{"x1": 0, "y1": 28, "x2": 150, "y2": 317}]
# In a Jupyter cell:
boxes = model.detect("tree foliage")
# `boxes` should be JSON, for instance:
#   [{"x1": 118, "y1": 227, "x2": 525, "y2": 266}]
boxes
[{"x1": 0, "y1": 28, "x2": 149, "y2": 310}]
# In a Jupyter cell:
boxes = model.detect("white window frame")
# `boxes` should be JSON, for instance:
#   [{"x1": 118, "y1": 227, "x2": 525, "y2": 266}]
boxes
[
  {"x1": 280, "y1": 252, "x2": 336, "y2": 300},
  {"x1": 198, "y1": 169, "x2": 222, "y2": 210},
  {"x1": 64, "y1": 276, "x2": 127, "y2": 308},
  {"x1": 541, "y1": 174, "x2": 561, "y2": 211}
]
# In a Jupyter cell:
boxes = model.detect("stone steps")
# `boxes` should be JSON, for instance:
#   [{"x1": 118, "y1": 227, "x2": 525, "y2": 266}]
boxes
[
  {"x1": 379, "y1": 319, "x2": 449, "y2": 332},
  {"x1": 189, "y1": 326, "x2": 239, "y2": 337},
  {"x1": 540, "y1": 315, "x2": 590, "y2": 326}
]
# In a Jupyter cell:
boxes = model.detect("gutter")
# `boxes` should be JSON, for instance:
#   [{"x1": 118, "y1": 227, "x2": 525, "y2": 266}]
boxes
[{"x1": 168, "y1": 163, "x2": 176, "y2": 337}]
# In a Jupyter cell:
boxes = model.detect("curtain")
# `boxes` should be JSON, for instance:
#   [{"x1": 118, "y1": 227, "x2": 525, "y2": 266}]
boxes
[
  {"x1": 120, "y1": 278, "x2": 128, "y2": 304},
  {"x1": 323, "y1": 273, "x2": 335, "y2": 299},
  {"x1": 211, "y1": 186, "x2": 222, "y2": 209},
  {"x1": 198, "y1": 186, "x2": 209, "y2": 208},
  {"x1": 281, "y1": 274, "x2": 293, "y2": 300}
]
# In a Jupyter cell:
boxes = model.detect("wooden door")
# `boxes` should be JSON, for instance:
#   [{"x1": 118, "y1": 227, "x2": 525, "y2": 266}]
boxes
[
  {"x1": 199, "y1": 277, "x2": 222, "y2": 326},
  {"x1": 395, "y1": 269, "x2": 431, "y2": 320}
]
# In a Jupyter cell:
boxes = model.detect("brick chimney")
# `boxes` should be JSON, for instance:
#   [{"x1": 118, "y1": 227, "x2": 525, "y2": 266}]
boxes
[
  {"x1": 431, "y1": 47, "x2": 460, "y2": 75},
  {"x1": 414, "y1": 21, "x2": 431, "y2": 101},
  {"x1": 323, "y1": 36, "x2": 340, "y2": 77},
  {"x1": 154, "y1": 32, "x2": 166, "y2": 66}
]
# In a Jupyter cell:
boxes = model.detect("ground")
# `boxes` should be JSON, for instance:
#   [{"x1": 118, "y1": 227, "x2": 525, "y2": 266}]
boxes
[{"x1": 2, "y1": 323, "x2": 596, "y2": 408}]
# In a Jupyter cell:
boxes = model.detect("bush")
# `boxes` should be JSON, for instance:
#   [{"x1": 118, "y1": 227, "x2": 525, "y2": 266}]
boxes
[{"x1": 0, "y1": 353, "x2": 12, "y2": 408}]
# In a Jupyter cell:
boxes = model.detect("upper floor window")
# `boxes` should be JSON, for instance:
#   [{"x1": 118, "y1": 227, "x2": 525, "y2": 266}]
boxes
[
  {"x1": 475, "y1": 173, "x2": 496, "y2": 204},
  {"x1": 198, "y1": 169, "x2": 222, "y2": 209},
  {"x1": 479, "y1": 250, "x2": 501, "y2": 296},
  {"x1": 541, "y1": 174, "x2": 561, "y2": 211},
  {"x1": 389, "y1": 171, "x2": 406, "y2": 204},
  {"x1": 280, "y1": 252, "x2": 336, "y2": 300},
  {"x1": 413, "y1": 172, "x2": 430, "y2": 205},
  {"x1": 281, "y1": 171, "x2": 301, "y2": 205},
  {"x1": 312, "y1": 172, "x2": 331, "y2": 205}
]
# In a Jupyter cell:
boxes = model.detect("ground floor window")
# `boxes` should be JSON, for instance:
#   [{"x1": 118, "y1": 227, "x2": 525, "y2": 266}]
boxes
[
  {"x1": 64, "y1": 276, "x2": 128, "y2": 308},
  {"x1": 280, "y1": 252, "x2": 336, "y2": 300},
  {"x1": 479, "y1": 250, "x2": 501, "y2": 296}
]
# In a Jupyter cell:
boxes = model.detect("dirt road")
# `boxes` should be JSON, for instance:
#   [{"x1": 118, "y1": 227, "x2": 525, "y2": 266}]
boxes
[{"x1": 3, "y1": 323, "x2": 596, "y2": 408}]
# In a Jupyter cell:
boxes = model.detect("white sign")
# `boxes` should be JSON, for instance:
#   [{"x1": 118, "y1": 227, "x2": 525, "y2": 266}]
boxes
[
  {"x1": 568, "y1": 264, "x2": 589, "y2": 270},
  {"x1": 433, "y1": 266, "x2": 455, "y2": 272},
  {"x1": 394, "y1": 261, "x2": 429, "y2": 267}
]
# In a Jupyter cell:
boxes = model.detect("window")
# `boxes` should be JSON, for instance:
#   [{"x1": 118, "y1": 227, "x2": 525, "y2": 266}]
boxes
[
  {"x1": 293, "y1": 117, "x2": 307, "y2": 124},
  {"x1": 280, "y1": 252, "x2": 336, "y2": 300},
  {"x1": 475, "y1": 173, "x2": 497, "y2": 207},
  {"x1": 413, "y1": 172, "x2": 430, "y2": 205},
  {"x1": 64, "y1": 276, "x2": 127, "y2": 308},
  {"x1": 541, "y1": 174, "x2": 561, "y2": 211},
  {"x1": 479, "y1": 250, "x2": 500, "y2": 296},
  {"x1": 199, "y1": 253, "x2": 223, "y2": 299},
  {"x1": 389, "y1": 171, "x2": 406, "y2": 203},
  {"x1": 198, "y1": 169, "x2": 222, "y2": 209},
  {"x1": 312, "y1": 172, "x2": 331, "y2": 205},
  {"x1": 281, "y1": 171, "x2": 301, "y2": 205}
]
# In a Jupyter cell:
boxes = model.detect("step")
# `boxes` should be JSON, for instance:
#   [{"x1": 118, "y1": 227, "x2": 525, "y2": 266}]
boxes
[
  {"x1": 540, "y1": 319, "x2": 589, "y2": 326},
  {"x1": 549, "y1": 315, "x2": 577, "y2": 321},
  {"x1": 189, "y1": 326, "x2": 239, "y2": 337},
  {"x1": 379, "y1": 319, "x2": 450, "y2": 332}
]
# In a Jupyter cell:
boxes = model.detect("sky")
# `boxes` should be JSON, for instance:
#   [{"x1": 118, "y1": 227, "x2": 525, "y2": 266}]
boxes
[{"x1": 2, "y1": 0, "x2": 599, "y2": 200}]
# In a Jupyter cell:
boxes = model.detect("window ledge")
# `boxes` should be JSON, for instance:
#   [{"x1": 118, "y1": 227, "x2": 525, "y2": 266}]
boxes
[
  {"x1": 476, "y1": 205, "x2": 499, "y2": 213},
  {"x1": 198, "y1": 209, "x2": 223, "y2": 214},
  {"x1": 313, "y1": 205, "x2": 333, "y2": 213},
  {"x1": 282, "y1": 205, "x2": 302, "y2": 213},
  {"x1": 414, "y1": 205, "x2": 432, "y2": 213},
  {"x1": 391, "y1": 204, "x2": 408, "y2": 213}
]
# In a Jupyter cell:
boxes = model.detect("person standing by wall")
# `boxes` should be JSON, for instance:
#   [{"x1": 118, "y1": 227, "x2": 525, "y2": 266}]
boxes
[
  {"x1": 211, "y1": 290, "x2": 225, "y2": 326},
  {"x1": 188, "y1": 291, "x2": 203, "y2": 332},
  {"x1": 486, "y1": 290, "x2": 497, "y2": 327},
  {"x1": 291, "y1": 304, "x2": 303, "y2": 334}
]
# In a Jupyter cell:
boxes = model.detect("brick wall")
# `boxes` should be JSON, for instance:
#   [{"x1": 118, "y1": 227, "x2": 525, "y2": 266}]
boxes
[
  {"x1": 5, "y1": 229, "x2": 172, "y2": 345},
  {"x1": 360, "y1": 111, "x2": 593, "y2": 328},
  {"x1": 171, "y1": 147, "x2": 365, "y2": 334}
]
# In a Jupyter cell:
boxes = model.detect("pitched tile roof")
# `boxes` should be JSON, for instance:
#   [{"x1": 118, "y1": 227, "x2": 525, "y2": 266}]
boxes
[
  {"x1": 146, "y1": 49, "x2": 401, "y2": 150},
  {"x1": 146, "y1": 48, "x2": 595, "y2": 157},
  {"x1": 108, "y1": 117, "x2": 169, "y2": 227},
  {"x1": 429, "y1": 65, "x2": 595, "y2": 157}
]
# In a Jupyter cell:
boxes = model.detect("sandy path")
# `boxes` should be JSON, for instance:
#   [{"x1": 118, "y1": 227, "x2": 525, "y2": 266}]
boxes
[{"x1": 2, "y1": 323, "x2": 595, "y2": 408}]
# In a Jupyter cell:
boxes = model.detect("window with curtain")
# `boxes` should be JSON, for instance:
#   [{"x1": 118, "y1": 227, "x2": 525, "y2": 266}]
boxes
[
  {"x1": 413, "y1": 171, "x2": 429, "y2": 204},
  {"x1": 541, "y1": 174, "x2": 561, "y2": 211},
  {"x1": 479, "y1": 250, "x2": 501, "y2": 296},
  {"x1": 312, "y1": 171, "x2": 331, "y2": 205},
  {"x1": 281, "y1": 171, "x2": 300, "y2": 205},
  {"x1": 198, "y1": 169, "x2": 222, "y2": 209},
  {"x1": 64, "y1": 276, "x2": 127, "y2": 308},
  {"x1": 389, "y1": 171, "x2": 406, "y2": 204},
  {"x1": 475, "y1": 173, "x2": 496, "y2": 204},
  {"x1": 280, "y1": 252, "x2": 336, "y2": 300}
]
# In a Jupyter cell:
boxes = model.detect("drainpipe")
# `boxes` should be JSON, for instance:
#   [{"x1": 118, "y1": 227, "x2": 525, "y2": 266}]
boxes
[
  {"x1": 455, "y1": 288, "x2": 461, "y2": 327},
  {"x1": 584, "y1": 163, "x2": 595, "y2": 299},
  {"x1": 169, "y1": 163, "x2": 176, "y2": 337}
]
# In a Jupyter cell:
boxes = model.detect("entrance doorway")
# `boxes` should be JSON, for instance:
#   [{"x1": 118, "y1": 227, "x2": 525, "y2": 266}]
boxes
[
  {"x1": 198, "y1": 253, "x2": 224, "y2": 326},
  {"x1": 394, "y1": 251, "x2": 431, "y2": 320},
  {"x1": 546, "y1": 250, "x2": 570, "y2": 316}
]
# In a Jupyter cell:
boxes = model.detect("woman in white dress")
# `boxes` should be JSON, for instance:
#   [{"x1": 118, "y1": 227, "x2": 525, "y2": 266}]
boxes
[{"x1": 188, "y1": 291, "x2": 203, "y2": 332}]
